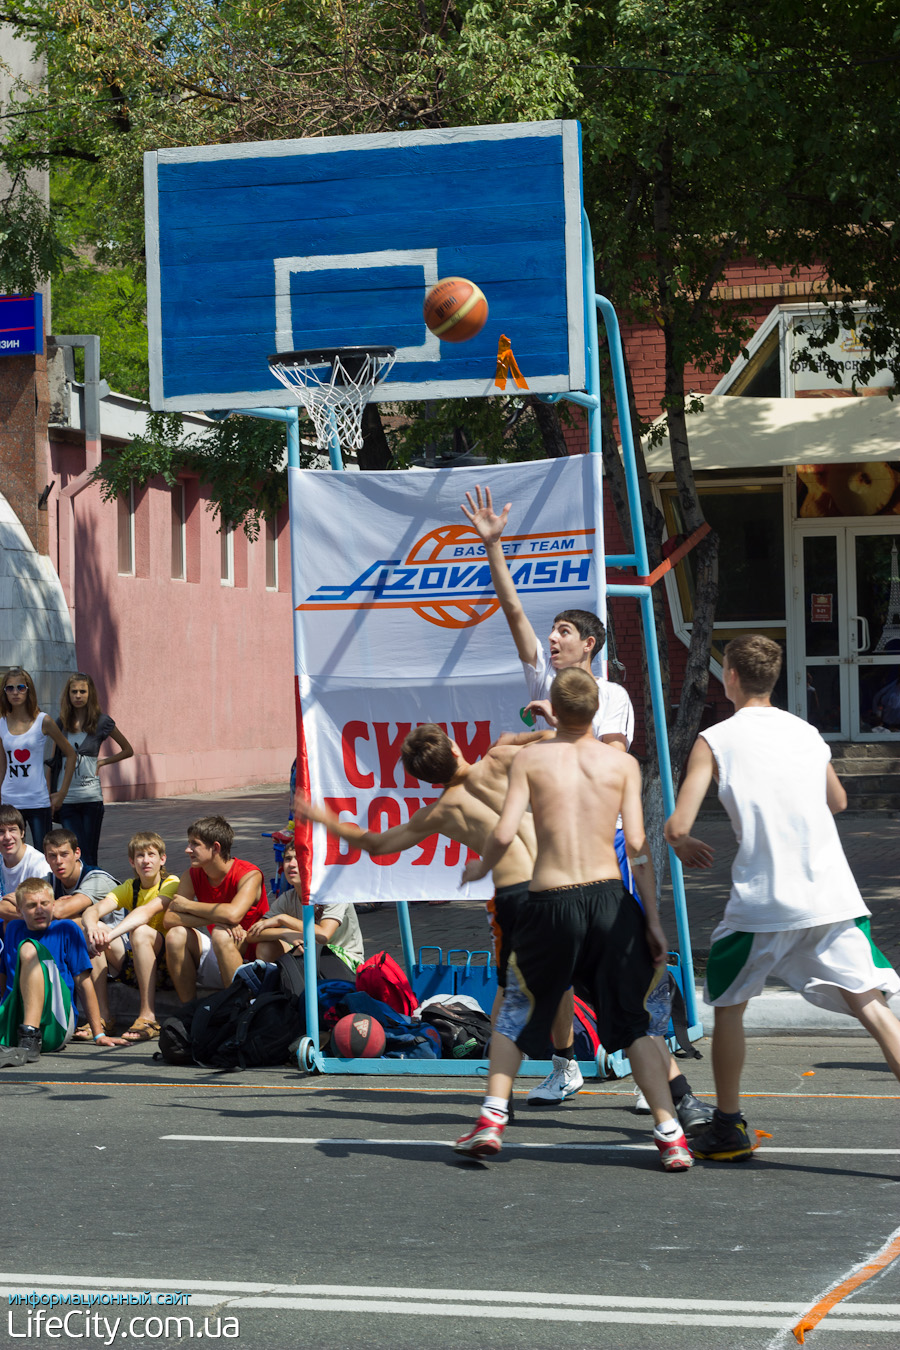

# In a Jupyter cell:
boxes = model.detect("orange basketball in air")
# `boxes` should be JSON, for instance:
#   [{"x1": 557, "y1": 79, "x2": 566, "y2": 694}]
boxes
[{"x1": 423, "y1": 277, "x2": 489, "y2": 343}]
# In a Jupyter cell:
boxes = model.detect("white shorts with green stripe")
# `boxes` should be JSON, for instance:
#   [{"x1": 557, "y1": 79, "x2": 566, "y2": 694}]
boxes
[{"x1": 704, "y1": 917, "x2": 900, "y2": 1014}]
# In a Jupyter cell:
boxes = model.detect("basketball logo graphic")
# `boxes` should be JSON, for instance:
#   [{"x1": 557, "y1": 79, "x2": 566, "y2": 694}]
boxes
[
  {"x1": 404, "y1": 524, "x2": 500, "y2": 630},
  {"x1": 299, "y1": 522, "x2": 594, "y2": 630}
]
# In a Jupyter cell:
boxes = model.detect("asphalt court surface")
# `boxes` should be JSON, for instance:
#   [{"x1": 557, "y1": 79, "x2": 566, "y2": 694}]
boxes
[{"x1": 1, "y1": 1036, "x2": 898, "y2": 1349}]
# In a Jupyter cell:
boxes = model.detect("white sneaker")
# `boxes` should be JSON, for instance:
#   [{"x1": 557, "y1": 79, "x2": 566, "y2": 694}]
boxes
[
  {"x1": 633, "y1": 1084, "x2": 651, "y2": 1113},
  {"x1": 526, "y1": 1054, "x2": 584, "y2": 1105}
]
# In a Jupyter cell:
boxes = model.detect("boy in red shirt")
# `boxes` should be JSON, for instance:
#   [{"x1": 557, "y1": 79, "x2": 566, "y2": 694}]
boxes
[{"x1": 163, "y1": 815, "x2": 268, "y2": 1002}]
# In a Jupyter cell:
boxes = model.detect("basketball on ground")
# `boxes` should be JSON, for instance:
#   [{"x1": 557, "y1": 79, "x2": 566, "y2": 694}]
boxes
[
  {"x1": 332, "y1": 1013, "x2": 386, "y2": 1058},
  {"x1": 423, "y1": 277, "x2": 489, "y2": 343}
]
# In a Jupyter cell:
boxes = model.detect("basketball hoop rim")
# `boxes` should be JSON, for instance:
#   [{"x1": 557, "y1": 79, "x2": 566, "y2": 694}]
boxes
[{"x1": 267, "y1": 346, "x2": 396, "y2": 369}]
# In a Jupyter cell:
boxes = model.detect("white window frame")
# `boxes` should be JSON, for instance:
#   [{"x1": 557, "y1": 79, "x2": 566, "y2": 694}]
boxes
[
  {"x1": 171, "y1": 482, "x2": 186, "y2": 580},
  {"x1": 220, "y1": 524, "x2": 234, "y2": 587},
  {"x1": 265, "y1": 516, "x2": 278, "y2": 591},
  {"x1": 117, "y1": 480, "x2": 135, "y2": 576}
]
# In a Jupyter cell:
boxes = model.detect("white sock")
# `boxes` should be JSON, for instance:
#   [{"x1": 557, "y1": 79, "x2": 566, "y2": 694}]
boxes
[
  {"x1": 483, "y1": 1095, "x2": 509, "y2": 1120},
  {"x1": 653, "y1": 1117, "x2": 681, "y2": 1140}
]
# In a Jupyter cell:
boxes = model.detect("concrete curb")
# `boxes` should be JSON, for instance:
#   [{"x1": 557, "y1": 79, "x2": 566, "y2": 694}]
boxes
[{"x1": 696, "y1": 987, "x2": 900, "y2": 1036}]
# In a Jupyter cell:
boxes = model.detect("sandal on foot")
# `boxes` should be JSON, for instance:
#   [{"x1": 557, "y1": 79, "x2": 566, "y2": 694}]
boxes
[
  {"x1": 122, "y1": 1017, "x2": 160, "y2": 1043},
  {"x1": 102, "y1": 1017, "x2": 118, "y2": 1037},
  {"x1": 73, "y1": 1022, "x2": 93, "y2": 1041}
]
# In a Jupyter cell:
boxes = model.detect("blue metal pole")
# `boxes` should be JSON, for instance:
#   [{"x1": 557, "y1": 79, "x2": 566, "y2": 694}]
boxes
[
  {"x1": 326, "y1": 413, "x2": 343, "y2": 471},
  {"x1": 581, "y1": 209, "x2": 603, "y2": 461},
  {"x1": 396, "y1": 901, "x2": 417, "y2": 978},
  {"x1": 583, "y1": 221, "x2": 699, "y2": 1031},
  {"x1": 301, "y1": 901, "x2": 323, "y2": 1064},
  {"x1": 595, "y1": 294, "x2": 650, "y2": 578},
  {"x1": 286, "y1": 408, "x2": 300, "y2": 470},
  {"x1": 605, "y1": 582, "x2": 699, "y2": 1028}
]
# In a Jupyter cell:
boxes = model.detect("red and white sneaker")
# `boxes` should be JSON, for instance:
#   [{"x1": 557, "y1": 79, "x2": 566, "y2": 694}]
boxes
[
  {"x1": 453, "y1": 1113, "x2": 506, "y2": 1159},
  {"x1": 654, "y1": 1128, "x2": 694, "y2": 1172}
]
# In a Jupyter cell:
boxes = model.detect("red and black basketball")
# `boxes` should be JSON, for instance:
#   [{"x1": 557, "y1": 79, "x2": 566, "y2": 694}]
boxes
[{"x1": 332, "y1": 1013, "x2": 386, "y2": 1058}]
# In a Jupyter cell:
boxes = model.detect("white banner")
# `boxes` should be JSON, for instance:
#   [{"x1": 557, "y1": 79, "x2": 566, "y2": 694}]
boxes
[{"x1": 289, "y1": 456, "x2": 604, "y2": 902}]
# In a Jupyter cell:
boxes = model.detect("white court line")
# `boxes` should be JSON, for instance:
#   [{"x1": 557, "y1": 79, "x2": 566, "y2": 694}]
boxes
[
  {"x1": 2, "y1": 1277, "x2": 899, "y2": 1332},
  {"x1": 161, "y1": 1133, "x2": 900, "y2": 1156},
  {"x1": 765, "y1": 1220, "x2": 900, "y2": 1350}
]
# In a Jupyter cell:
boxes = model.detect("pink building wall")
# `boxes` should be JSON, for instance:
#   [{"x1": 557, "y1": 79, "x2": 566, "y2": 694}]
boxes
[{"x1": 47, "y1": 436, "x2": 296, "y2": 799}]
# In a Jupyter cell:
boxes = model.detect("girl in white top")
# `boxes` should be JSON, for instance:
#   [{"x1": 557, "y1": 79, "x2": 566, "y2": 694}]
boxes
[{"x1": 0, "y1": 668, "x2": 76, "y2": 851}]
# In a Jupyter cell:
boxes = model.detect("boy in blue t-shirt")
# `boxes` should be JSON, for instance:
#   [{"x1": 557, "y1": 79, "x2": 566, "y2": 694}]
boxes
[{"x1": 0, "y1": 877, "x2": 125, "y2": 1064}]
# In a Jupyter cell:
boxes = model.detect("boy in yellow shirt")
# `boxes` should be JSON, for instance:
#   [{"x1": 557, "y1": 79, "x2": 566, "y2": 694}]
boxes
[{"x1": 83, "y1": 832, "x2": 180, "y2": 1042}]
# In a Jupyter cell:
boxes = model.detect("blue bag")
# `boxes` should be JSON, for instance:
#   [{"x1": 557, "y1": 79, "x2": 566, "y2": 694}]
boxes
[{"x1": 342, "y1": 991, "x2": 442, "y2": 1059}]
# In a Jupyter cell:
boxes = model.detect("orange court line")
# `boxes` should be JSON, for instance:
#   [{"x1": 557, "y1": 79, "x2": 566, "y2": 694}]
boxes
[
  {"x1": 2, "y1": 1079, "x2": 898, "y2": 1099},
  {"x1": 792, "y1": 1225, "x2": 900, "y2": 1343}
]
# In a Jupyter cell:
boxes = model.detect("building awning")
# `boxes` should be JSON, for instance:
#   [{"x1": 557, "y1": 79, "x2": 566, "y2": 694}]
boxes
[{"x1": 642, "y1": 394, "x2": 900, "y2": 472}]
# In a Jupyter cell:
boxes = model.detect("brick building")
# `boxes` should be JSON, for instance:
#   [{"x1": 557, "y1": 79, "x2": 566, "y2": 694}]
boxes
[{"x1": 594, "y1": 260, "x2": 900, "y2": 757}]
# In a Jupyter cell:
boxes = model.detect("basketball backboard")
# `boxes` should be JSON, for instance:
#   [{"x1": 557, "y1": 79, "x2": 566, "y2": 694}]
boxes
[{"x1": 144, "y1": 120, "x2": 585, "y2": 412}]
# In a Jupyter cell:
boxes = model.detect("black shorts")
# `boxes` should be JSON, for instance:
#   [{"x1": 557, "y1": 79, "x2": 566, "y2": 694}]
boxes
[
  {"x1": 503, "y1": 880, "x2": 656, "y2": 1057},
  {"x1": 486, "y1": 882, "x2": 530, "y2": 988}
]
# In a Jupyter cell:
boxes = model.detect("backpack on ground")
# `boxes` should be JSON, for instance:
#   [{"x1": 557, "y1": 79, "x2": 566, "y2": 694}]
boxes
[
  {"x1": 159, "y1": 956, "x2": 305, "y2": 1070},
  {"x1": 157, "y1": 995, "x2": 203, "y2": 1066},
  {"x1": 355, "y1": 951, "x2": 418, "y2": 1016},
  {"x1": 419, "y1": 999, "x2": 492, "y2": 1059}
]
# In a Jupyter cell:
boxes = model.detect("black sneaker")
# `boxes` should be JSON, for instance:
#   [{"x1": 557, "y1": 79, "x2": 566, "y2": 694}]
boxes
[
  {"x1": 676, "y1": 1091, "x2": 715, "y2": 1135},
  {"x1": 691, "y1": 1113, "x2": 754, "y2": 1162},
  {"x1": 17, "y1": 1024, "x2": 41, "y2": 1063}
]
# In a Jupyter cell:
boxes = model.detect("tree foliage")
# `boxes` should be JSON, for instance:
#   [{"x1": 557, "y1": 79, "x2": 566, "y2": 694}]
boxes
[
  {"x1": 3, "y1": 0, "x2": 900, "y2": 773},
  {"x1": 91, "y1": 409, "x2": 319, "y2": 536}
]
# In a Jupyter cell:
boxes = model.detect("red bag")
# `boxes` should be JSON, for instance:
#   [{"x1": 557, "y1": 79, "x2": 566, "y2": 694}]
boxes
[{"x1": 355, "y1": 951, "x2": 418, "y2": 1015}]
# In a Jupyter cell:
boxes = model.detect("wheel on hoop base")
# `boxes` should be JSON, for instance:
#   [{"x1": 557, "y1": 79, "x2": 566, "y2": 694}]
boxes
[{"x1": 296, "y1": 1036, "x2": 317, "y2": 1074}]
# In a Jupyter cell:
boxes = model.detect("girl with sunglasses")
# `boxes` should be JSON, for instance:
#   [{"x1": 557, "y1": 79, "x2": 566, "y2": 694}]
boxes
[
  {"x1": 0, "y1": 669, "x2": 76, "y2": 851},
  {"x1": 50, "y1": 672, "x2": 134, "y2": 869}
]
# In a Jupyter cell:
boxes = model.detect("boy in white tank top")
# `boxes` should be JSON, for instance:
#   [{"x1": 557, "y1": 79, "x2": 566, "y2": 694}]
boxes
[{"x1": 665, "y1": 634, "x2": 900, "y2": 1162}]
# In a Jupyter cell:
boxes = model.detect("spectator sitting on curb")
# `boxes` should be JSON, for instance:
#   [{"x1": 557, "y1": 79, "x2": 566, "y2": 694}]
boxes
[
  {"x1": 245, "y1": 841, "x2": 364, "y2": 981},
  {"x1": 1, "y1": 805, "x2": 51, "y2": 926},
  {"x1": 164, "y1": 816, "x2": 268, "y2": 1003},
  {"x1": 83, "y1": 831, "x2": 181, "y2": 1043},
  {"x1": 0, "y1": 877, "x2": 126, "y2": 1064},
  {"x1": 44, "y1": 828, "x2": 121, "y2": 1034}
]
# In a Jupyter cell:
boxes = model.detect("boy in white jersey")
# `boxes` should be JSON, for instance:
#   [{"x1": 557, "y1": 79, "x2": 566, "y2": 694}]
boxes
[{"x1": 665, "y1": 634, "x2": 900, "y2": 1162}]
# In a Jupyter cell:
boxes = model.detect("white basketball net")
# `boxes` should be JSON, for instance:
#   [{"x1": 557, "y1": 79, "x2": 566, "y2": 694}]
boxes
[{"x1": 269, "y1": 350, "x2": 397, "y2": 451}]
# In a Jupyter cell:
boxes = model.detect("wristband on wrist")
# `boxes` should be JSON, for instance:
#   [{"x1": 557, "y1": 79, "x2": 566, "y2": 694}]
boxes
[{"x1": 94, "y1": 1032, "x2": 105, "y2": 1042}]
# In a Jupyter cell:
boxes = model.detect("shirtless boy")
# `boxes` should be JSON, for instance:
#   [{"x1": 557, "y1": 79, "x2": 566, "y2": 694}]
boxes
[
  {"x1": 665, "y1": 634, "x2": 900, "y2": 1162},
  {"x1": 296, "y1": 724, "x2": 542, "y2": 1004},
  {"x1": 460, "y1": 485, "x2": 710, "y2": 1132},
  {"x1": 455, "y1": 668, "x2": 692, "y2": 1172}
]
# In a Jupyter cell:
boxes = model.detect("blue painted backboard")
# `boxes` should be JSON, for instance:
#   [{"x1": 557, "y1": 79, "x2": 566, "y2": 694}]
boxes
[{"x1": 144, "y1": 121, "x2": 585, "y2": 411}]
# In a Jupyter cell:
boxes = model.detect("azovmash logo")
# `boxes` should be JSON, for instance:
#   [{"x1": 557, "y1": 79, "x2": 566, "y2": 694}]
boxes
[{"x1": 298, "y1": 524, "x2": 595, "y2": 629}]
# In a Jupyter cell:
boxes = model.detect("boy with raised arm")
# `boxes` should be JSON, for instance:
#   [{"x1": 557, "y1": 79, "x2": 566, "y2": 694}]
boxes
[
  {"x1": 459, "y1": 486, "x2": 712, "y2": 1132},
  {"x1": 456, "y1": 668, "x2": 693, "y2": 1172},
  {"x1": 666, "y1": 634, "x2": 900, "y2": 1162}
]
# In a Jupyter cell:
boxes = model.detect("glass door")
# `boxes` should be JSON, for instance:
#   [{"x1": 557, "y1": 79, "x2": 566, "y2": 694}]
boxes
[
  {"x1": 848, "y1": 529, "x2": 900, "y2": 739},
  {"x1": 794, "y1": 531, "x2": 848, "y2": 737}
]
